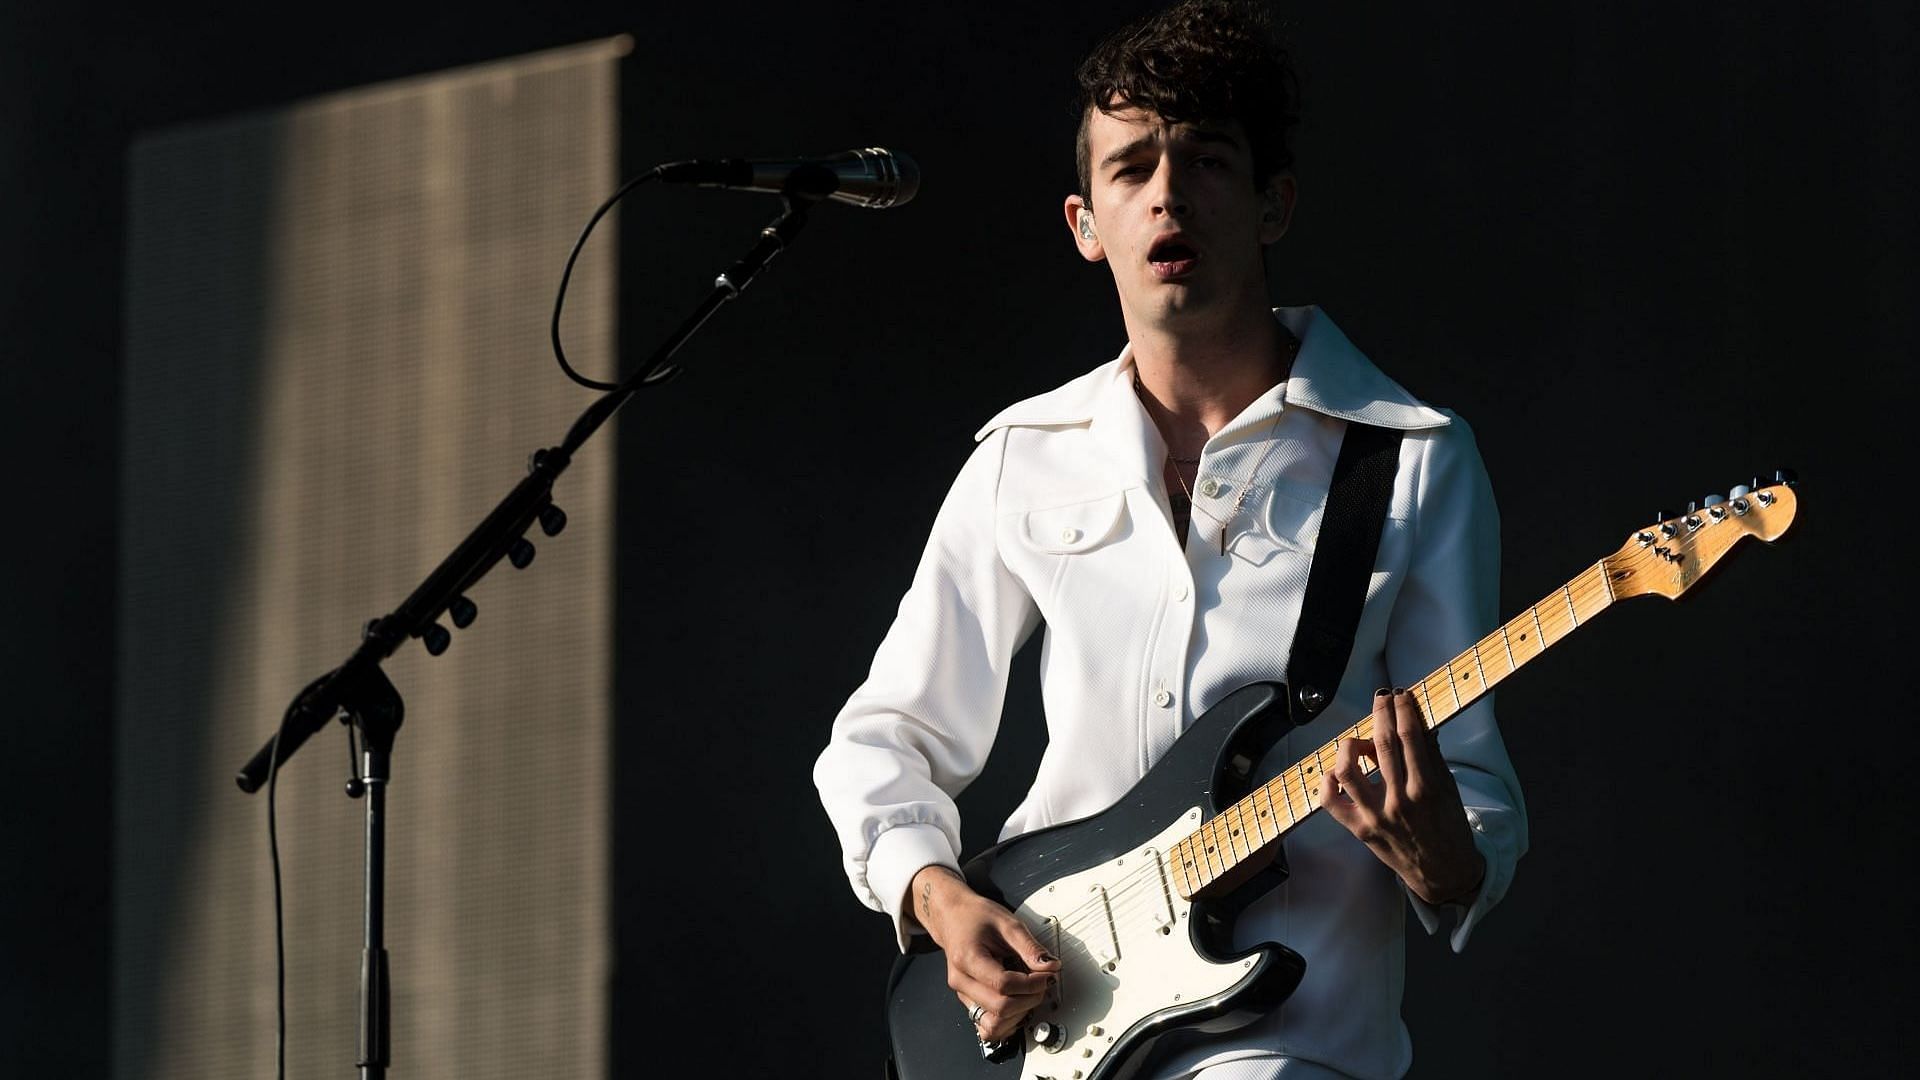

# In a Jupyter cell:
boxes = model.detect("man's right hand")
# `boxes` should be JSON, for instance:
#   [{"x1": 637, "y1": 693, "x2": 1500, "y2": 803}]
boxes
[{"x1": 908, "y1": 864, "x2": 1062, "y2": 1043}]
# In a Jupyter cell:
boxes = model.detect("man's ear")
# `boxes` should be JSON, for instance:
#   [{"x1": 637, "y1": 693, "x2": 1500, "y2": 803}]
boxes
[
  {"x1": 1259, "y1": 173, "x2": 1298, "y2": 245},
  {"x1": 1064, "y1": 193, "x2": 1105, "y2": 262}
]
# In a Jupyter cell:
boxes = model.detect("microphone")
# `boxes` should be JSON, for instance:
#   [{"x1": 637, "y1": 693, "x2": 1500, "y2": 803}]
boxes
[{"x1": 656, "y1": 148, "x2": 920, "y2": 209}]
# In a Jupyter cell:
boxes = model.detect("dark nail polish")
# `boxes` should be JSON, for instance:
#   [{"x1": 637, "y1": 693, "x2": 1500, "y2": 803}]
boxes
[
  {"x1": 1374, "y1": 687, "x2": 1391, "y2": 698},
  {"x1": 1392, "y1": 686, "x2": 1406, "y2": 695},
  {"x1": 1039, "y1": 951, "x2": 1058, "y2": 964}
]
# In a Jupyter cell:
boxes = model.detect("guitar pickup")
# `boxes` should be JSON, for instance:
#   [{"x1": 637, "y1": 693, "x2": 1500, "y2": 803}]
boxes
[
  {"x1": 1087, "y1": 885, "x2": 1121, "y2": 969},
  {"x1": 1143, "y1": 847, "x2": 1177, "y2": 933}
]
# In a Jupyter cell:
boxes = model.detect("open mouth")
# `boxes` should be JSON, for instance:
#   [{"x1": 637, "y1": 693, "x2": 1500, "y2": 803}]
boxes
[{"x1": 1148, "y1": 235, "x2": 1201, "y2": 279}]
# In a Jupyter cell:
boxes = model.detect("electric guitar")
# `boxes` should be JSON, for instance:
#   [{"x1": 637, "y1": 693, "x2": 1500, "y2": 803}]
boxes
[{"x1": 884, "y1": 474, "x2": 1801, "y2": 1080}]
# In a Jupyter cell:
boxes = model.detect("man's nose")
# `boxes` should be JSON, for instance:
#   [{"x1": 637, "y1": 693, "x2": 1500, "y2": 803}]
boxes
[{"x1": 1150, "y1": 158, "x2": 1191, "y2": 218}]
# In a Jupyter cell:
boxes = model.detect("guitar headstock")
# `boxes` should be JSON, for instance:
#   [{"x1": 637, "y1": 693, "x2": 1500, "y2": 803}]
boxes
[{"x1": 1601, "y1": 471, "x2": 1799, "y2": 600}]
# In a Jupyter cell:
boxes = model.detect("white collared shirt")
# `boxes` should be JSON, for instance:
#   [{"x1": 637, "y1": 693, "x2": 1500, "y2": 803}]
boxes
[{"x1": 814, "y1": 306, "x2": 1527, "y2": 1079}]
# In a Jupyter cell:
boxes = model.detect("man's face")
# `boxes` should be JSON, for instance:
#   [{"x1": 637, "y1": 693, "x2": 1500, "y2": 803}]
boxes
[{"x1": 1066, "y1": 105, "x2": 1292, "y2": 330}]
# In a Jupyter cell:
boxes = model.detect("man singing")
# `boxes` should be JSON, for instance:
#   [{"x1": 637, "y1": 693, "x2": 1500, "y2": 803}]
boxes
[{"x1": 814, "y1": 2, "x2": 1526, "y2": 1076}]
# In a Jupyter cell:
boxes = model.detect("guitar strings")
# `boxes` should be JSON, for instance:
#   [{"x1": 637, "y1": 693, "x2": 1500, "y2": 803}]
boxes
[
  {"x1": 1009, "y1": 541, "x2": 1759, "y2": 965},
  {"x1": 1018, "y1": 566, "x2": 1622, "y2": 947},
  {"x1": 1002, "y1": 531, "x2": 1760, "y2": 966}
]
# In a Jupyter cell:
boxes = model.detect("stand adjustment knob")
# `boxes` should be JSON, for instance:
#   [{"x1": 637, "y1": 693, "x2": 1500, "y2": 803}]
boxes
[
  {"x1": 538, "y1": 504, "x2": 568, "y2": 537},
  {"x1": 508, "y1": 538, "x2": 536, "y2": 569},
  {"x1": 422, "y1": 623, "x2": 452, "y2": 656},
  {"x1": 448, "y1": 596, "x2": 477, "y2": 629},
  {"x1": 1032, "y1": 1020, "x2": 1065, "y2": 1051}
]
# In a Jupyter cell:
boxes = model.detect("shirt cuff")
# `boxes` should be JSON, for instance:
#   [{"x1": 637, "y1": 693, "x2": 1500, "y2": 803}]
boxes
[
  {"x1": 1405, "y1": 826, "x2": 1503, "y2": 953},
  {"x1": 867, "y1": 822, "x2": 962, "y2": 953}
]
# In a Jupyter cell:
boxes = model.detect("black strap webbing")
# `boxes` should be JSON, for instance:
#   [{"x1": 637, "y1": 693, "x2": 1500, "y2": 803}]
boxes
[{"x1": 1285, "y1": 421, "x2": 1404, "y2": 726}]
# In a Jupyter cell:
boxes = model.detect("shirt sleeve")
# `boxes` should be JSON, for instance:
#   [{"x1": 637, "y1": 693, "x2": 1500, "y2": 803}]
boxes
[
  {"x1": 1384, "y1": 410, "x2": 1529, "y2": 952},
  {"x1": 812, "y1": 428, "x2": 1044, "y2": 951}
]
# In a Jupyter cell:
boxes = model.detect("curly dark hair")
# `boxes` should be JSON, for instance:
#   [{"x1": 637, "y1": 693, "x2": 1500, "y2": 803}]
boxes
[{"x1": 1073, "y1": 0, "x2": 1301, "y2": 205}]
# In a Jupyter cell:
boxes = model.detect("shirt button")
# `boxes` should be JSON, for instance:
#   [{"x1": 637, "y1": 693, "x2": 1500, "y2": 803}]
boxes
[
  {"x1": 1172, "y1": 582, "x2": 1189, "y2": 602},
  {"x1": 1198, "y1": 477, "x2": 1223, "y2": 498},
  {"x1": 1152, "y1": 689, "x2": 1174, "y2": 708},
  {"x1": 1060, "y1": 527, "x2": 1081, "y2": 543}
]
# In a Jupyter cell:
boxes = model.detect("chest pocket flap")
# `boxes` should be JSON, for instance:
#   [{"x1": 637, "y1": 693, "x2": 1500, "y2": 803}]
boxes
[{"x1": 1019, "y1": 492, "x2": 1128, "y2": 555}]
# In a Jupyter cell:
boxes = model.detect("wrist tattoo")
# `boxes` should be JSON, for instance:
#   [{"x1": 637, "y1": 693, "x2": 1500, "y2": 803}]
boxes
[{"x1": 917, "y1": 865, "x2": 961, "y2": 922}]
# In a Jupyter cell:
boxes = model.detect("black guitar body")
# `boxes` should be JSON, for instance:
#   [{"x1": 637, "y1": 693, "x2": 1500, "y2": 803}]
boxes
[{"x1": 884, "y1": 681, "x2": 1309, "y2": 1080}]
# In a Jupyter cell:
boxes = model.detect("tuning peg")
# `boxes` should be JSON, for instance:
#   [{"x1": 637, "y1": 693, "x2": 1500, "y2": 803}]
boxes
[
  {"x1": 1773, "y1": 467, "x2": 1798, "y2": 487},
  {"x1": 1702, "y1": 494, "x2": 1725, "y2": 508},
  {"x1": 538, "y1": 503, "x2": 567, "y2": 537},
  {"x1": 422, "y1": 622, "x2": 452, "y2": 656},
  {"x1": 449, "y1": 595, "x2": 477, "y2": 629},
  {"x1": 1729, "y1": 484, "x2": 1752, "y2": 499},
  {"x1": 1686, "y1": 500, "x2": 1699, "y2": 514},
  {"x1": 1653, "y1": 509, "x2": 1668, "y2": 524},
  {"x1": 508, "y1": 537, "x2": 536, "y2": 569}
]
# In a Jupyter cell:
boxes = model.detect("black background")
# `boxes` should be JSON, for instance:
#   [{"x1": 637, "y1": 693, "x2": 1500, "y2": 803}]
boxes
[{"x1": 3, "y1": 2, "x2": 1914, "y2": 1077}]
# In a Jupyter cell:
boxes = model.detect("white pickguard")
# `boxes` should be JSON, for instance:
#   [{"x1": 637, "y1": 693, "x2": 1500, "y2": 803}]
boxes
[{"x1": 1010, "y1": 808, "x2": 1256, "y2": 1080}]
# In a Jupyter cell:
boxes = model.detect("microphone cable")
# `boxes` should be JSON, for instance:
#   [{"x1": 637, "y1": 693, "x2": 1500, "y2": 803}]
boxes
[
  {"x1": 550, "y1": 166, "x2": 666, "y2": 391},
  {"x1": 264, "y1": 697, "x2": 297, "y2": 1080}
]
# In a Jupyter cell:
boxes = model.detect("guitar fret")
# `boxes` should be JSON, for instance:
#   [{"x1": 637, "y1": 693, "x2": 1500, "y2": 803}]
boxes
[
  {"x1": 1224, "y1": 805, "x2": 1251, "y2": 863},
  {"x1": 1298, "y1": 753, "x2": 1324, "y2": 810},
  {"x1": 1200, "y1": 821, "x2": 1226, "y2": 880},
  {"x1": 1500, "y1": 623, "x2": 1517, "y2": 672},
  {"x1": 1446, "y1": 662, "x2": 1462, "y2": 713},
  {"x1": 1183, "y1": 838, "x2": 1205, "y2": 892},
  {"x1": 1469, "y1": 642, "x2": 1486, "y2": 689},
  {"x1": 1562, "y1": 585, "x2": 1579, "y2": 628},
  {"x1": 1254, "y1": 784, "x2": 1277, "y2": 842},
  {"x1": 1530, "y1": 605, "x2": 1545, "y2": 648},
  {"x1": 1597, "y1": 561, "x2": 1616, "y2": 603}
]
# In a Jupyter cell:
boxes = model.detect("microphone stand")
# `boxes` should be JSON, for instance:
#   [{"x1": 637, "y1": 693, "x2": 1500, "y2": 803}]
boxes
[{"x1": 235, "y1": 191, "x2": 819, "y2": 1080}]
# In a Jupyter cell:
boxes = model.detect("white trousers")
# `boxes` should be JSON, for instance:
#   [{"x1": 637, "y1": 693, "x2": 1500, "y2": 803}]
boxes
[{"x1": 1167, "y1": 1057, "x2": 1358, "y2": 1080}]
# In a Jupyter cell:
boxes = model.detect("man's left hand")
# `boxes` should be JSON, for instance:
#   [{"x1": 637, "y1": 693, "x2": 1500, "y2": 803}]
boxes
[{"x1": 1318, "y1": 688, "x2": 1485, "y2": 906}]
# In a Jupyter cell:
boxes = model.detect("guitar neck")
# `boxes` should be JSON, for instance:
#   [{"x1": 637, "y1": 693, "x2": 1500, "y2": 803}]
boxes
[{"x1": 1170, "y1": 560, "x2": 1620, "y2": 900}]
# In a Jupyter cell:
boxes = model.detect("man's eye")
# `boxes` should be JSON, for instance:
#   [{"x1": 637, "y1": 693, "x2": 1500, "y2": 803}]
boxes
[
  {"x1": 1115, "y1": 165, "x2": 1147, "y2": 178},
  {"x1": 1193, "y1": 156, "x2": 1224, "y2": 168}
]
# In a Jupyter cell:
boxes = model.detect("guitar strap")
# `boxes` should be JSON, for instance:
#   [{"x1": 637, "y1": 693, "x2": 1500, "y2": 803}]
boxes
[
  {"x1": 1283, "y1": 420, "x2": 1404, "y2": 729},
  {"x1": 1199, "y1": 419, "x2": 1404, "y2": 930}
]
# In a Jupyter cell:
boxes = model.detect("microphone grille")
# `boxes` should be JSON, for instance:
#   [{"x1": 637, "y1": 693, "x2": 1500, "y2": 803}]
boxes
[{"x1": 860, "y1": 147, "x2": 920, "y2": 209}]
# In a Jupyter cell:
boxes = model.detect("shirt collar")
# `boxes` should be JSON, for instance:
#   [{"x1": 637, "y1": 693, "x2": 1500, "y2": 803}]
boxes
[{"x1": 975, "y1": 306, "x2": 1450, "y2": 482}]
